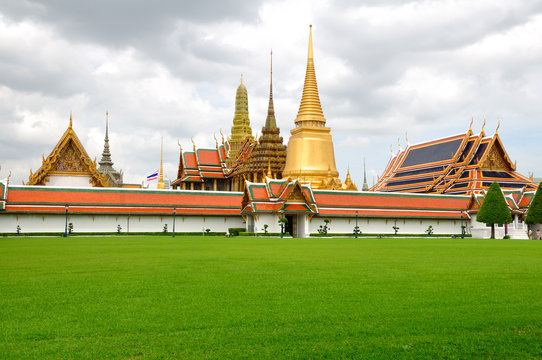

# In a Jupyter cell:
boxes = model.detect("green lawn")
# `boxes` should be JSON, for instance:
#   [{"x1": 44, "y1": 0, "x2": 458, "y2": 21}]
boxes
[{"x1": 1, "y1": 236, "x2": 541, "y2": 359}]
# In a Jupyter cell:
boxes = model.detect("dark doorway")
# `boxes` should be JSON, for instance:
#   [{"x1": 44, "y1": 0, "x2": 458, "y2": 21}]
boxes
[{"x1": 286, "y1": 215, "x2": 295, "y2": 237}]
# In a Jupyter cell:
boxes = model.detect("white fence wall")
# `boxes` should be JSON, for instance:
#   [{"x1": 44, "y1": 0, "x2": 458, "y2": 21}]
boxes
[
  {"x1": 309, "y1": 217, "x2": 465, "y2": 235},
  {"x1": 0, "y1": 213, "x2": 245, "y2": 234}
]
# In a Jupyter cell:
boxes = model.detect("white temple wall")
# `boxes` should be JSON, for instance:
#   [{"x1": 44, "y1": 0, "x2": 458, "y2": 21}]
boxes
[
  {"x1": 0, "y1": 213, "x2": 245, "y2": 234},
  {"x1": 250, "y1": 214, "x2": 282, "y2": 234},
  {"x1": 309, "y1": 217, "x2": 465, "y2": 235},
  {"x1": 469, "y1": 213, "x2": 507, "y2": 239},
  {"x1": 1, "y1": 212, "x2": 474, "y2": 237},
  {"x1": 47, "y1": 175, "x2": 93, "y2": 187}
]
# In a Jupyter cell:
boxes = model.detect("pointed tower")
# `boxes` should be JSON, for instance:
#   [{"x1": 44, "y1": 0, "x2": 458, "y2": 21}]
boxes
[
  {"x1": 157, "y1": 137, "x2": 166, "y2": 189},
  {"x1": 237, "y1": 51, "x2": 287, "y2": 181},
  {"x1": 227, "y1": 75, "x2": 254, "y2": 165},
  {"x1": 362, "y1": 158, "x2": 369, "y2": 191},
  {"x1": 282, "y1": 25, "x2": 340, "y2": 189},
  {"x1": 98, "y1": 111, "x2": 123, "y2": 187}
]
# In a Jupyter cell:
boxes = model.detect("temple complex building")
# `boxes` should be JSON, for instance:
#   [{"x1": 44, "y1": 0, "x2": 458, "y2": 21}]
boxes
[
  {"x1": 26, "y1": 113, "x2": 110, "y2": 187},
  {"x1": 282, "y1": 25, "x2": 355, "y2": 190},
  {"x1": 228, "y1": 52, "x2": 287, "y2": 191},
  {"x1": 170, "y1": 138, "x2": 229, "y2": 191},
  {"x1": 172, "y1": 27, "x2": 355, "y2": 192},
  {"x1": 227, "y1": 76, "x2": 254, "y2": 165},
  {"x1": 97, "y1": 112, "x2": 123, "y2": 187},
  {"x1": 372, "y1": 121, "x2": 537, "y2": 195}
]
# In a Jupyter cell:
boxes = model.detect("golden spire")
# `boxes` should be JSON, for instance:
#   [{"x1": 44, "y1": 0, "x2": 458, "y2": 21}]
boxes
[
  {"x1": 495, "y1": 119, "x2": 500, "y2": 134},
  {"x1": 294, "y1": 24, "x2": 326, "y2": 126},
  {"x1": 157, "y1": 136, "x2": 165, "y2": 189},
  {"x1": 345, "y1": 167, "x2": 352, "y2": 185},
  {"x1": 362, "y1": 158, "x2": 369, "y2": 191},
  {"x1": 69, "y1": 111, "x2": 73, "y2": 129}
]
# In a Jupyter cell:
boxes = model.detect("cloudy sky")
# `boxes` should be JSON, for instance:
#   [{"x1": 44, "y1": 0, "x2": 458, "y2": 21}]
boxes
[{"x1": 1, "y1": 0, "x2": 542, "y2": 187}]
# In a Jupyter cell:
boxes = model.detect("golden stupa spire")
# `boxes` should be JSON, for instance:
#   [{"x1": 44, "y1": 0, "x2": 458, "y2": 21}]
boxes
[
  {"x1": 294, "y1": 24, "x2": 326, "y2": 126},
  {"x1": 282, "y1": 25, "x2": 339, "y2": 189},
  {"x1": 157, "y1": 136, "x2": 165, "y2": 189}
]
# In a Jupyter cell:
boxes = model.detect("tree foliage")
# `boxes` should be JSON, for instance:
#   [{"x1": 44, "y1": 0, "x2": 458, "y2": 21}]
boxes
[
  {"x1": 477, "y1": 182, "x2": 512, "y2": 225},
  {"x1": 525, "y1": 184, "x2": 542, "y2": 224}
]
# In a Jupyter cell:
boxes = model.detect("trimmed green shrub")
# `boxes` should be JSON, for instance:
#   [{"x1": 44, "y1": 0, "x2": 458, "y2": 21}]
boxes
[
  {"x1": 525, "y1": 184, "x2": 542, "y2": 225},
  {"x1": 228, "y1": 228, "x2": 245, "y2": 236},
  {"x1": 476, "y1": 182, "x2": 512, "y2": 239}
]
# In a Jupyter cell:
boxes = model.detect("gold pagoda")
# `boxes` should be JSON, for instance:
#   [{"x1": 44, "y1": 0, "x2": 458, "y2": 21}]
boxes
[
  {"x1": 282, "y1": 25, "x2": 345, "y2": 190},
  {"x1": 227, "y1": 75, "x2": 254, "y2": 165}
]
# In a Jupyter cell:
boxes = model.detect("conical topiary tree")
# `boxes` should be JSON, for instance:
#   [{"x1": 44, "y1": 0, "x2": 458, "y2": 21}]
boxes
[
  {"x1": 525, "y1": 184, "x2": 542, "y2": 228},
  {"x1": 476, "y1": 182, "x2": 512, "y2": 239}
]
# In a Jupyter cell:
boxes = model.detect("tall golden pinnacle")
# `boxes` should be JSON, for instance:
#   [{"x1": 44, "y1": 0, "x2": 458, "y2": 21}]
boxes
[
  {"x1": 282, "y1": 25, "x2": 340, "y2": 189},
  {"x1": 295, "y1": 24, "x2": 326, "y2": 126},
  {"x1": 227, "y1": 75, "x2": 254, "y2": 165},
  {"x1": 157, "y1": 136, "x2": 165, "y2": 189}
]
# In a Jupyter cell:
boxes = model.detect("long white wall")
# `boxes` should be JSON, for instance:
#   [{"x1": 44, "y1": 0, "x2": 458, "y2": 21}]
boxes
[
  {"x1": 0, "y1": 213, "x2": 245, "y2": 234},
  {"x1": 308, "y1": 216, "x2": 465, "y2": 235},
  {"x1": 246, "y1": 213, "x2": 469, "y2": 237}
]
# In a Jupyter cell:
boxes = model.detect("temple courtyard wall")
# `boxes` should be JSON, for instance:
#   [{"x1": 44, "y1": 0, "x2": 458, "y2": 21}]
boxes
[
  {"x1": 0, "y1": 213, "x2": 244, "y2": 234},
  {"x1": 0, "y1": 183, "x2": 530, "y2": 239}
]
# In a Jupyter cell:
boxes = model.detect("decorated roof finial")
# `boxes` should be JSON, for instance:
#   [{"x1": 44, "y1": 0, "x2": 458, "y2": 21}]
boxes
[
  {"x1": 69, "y1": 111, "x2": 73, "y2": 128},
  {"x1": 482, "y1": 117, "x2": 486, "y2": 132},
  {"x1": 214, "y1": 133, "x2": 218, "y2": 147},
  {"x1": 495, "y1": 119, "x2": 500, "y2": 134},
  {"x1": 469, "y1": 116, "x2": 473, "y2": 132},
  {"x1": 308, "y1": 24, "x2": 313, "y2": 60},
  {"x1": 219, "y1": 129, "x2": 225, "y2": 145},
  {"x1": 105, "y1": 111, "x2": 109, "y2": 138},
  {"x1": 405, "y1": 132, "x2": 410, "y2": 146},
  {"x1": 177, "y1": 139, "x2": 182, "y2": 152},
  {"x1": 240, "y1": 73, "x2": 243, "y2": 85},
  {"x1": 270, "y1": 49, "x2": 273, "y2": 84},
  {"x1": 157, "y1": 136, "x2": 165, "y2": 189},
  {"x1": 191, "y1": 136, "x2": 196, "y2": 151}
]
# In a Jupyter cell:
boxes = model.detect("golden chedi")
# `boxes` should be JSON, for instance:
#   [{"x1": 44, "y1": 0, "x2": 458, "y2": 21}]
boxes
[
  {"x1": 227, "y1": 75, "x2": 254, "y2": 165},
  {"x1": 282, "y1": 25, "x2": 341, "y2": 189}
]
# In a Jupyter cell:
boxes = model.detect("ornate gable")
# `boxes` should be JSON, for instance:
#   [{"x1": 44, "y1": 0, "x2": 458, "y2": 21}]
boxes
[
  {"x1": 27, "y1": 114, "x2": 110, "y2": 187},
  {"x1": 480, "y1": 135, "x2": 515, "y2": 171}
]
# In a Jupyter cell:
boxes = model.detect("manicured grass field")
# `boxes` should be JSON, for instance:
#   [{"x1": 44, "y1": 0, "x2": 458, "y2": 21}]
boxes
[{"x1": 1, "y1": 236, "x2": 541, "y2": 359}]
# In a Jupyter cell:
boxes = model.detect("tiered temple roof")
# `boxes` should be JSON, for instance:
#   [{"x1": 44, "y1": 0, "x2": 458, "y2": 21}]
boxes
[
  {"x1": 373, "y1": 123, "x2": 537, "y2": 195},
  {"x1": 241, "y1": 177, "x2": 471, "y2": 220},
  {"x1": 241, "y1": 178, "x2": 317, "y2": 215},
  {"x1": 4, "y1": 185, "x2": 242, "y2": 216},
  {"x1": 27, "y1": 113, "x2": 110, "y2": 187},
  {"x1": 170, "y1": 138, "x2": 229, "y2": 190}
]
